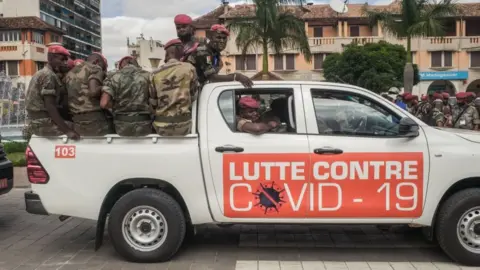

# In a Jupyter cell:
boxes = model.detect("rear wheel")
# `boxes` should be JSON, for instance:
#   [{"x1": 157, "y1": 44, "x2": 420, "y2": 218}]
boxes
[
  {"x1": 436, "y1": 188, "x2": 480, "y2": 266},
  {"x1": 108, "y1": 188, "x2": 186, "y2": 262}
]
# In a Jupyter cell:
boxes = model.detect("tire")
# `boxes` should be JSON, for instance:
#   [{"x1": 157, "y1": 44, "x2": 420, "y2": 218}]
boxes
[
  {"x1": 108, "y1": 188, "x2": 186, "y2": 263},
  {"x1": 436, "y1": 188, "x2": 480, "y2": 266}
]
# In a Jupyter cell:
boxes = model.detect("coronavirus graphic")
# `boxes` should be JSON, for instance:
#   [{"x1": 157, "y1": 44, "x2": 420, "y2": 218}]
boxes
[{"x1": 252, "y1": 182, "x2": 285, "y2": 214}]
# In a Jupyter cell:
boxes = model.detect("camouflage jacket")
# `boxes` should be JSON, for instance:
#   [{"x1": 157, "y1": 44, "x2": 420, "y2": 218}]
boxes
[
  {"x1": 415, "y1": 102, "x2": 432, "y2": 122},
  {"x1": 102, "y1": 65, "x2": 151, "y2": 116},
  {"x1": 183, "y1": 43, "x2": 222, "y2": 84},
  {"x1": 25, "y1": 66, "x2": 64, "y2": 114},
  {"x1": 150, "y1": 58, "x2": 198, "y2": 118},
  {"x1": 452, "y1": 104, "x2": 480, "y2": 129},
  {"x1": 429, "y1": 108, "x2": 445, "y2": 126},
  {"x1": 65, "y1": 62, "x2": 105, "y2": 114}
]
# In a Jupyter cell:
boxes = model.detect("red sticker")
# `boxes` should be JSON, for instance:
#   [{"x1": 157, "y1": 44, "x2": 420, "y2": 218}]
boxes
[
  {"x1": 54, "y1": 145, "x2": 75, "y2": 158},
  {"x1": 223, "y1": 152, "x2": 423, "y2": 218}
]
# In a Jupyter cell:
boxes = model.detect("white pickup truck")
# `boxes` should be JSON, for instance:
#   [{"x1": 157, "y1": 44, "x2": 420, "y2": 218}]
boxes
[{"x1": 24, "y1": 81, "x2": 480, "y2": 265}]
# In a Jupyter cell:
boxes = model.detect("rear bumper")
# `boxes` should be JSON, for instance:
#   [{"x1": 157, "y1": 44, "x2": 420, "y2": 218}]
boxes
[
  {"x1": 0, "y1": 158, "x2": 13, "y2": 196},
  {"x1": 24, "y1": 191, "x2": 48, "y2": 215}
]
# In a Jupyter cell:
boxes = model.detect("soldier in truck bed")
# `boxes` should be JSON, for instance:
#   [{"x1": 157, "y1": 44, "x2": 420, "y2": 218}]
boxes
[
  {"x1": 25, "y1": 45, "x2": 79, "y2": 139},
  {"x1": 182, "y1": 24, "x2": 253, "y2": 88}
]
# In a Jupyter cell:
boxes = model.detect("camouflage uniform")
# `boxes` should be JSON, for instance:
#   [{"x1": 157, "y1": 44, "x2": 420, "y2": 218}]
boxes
[
  {"x1": 428, "y1": 107, "x2": 445, "y2": 126},
  {"x1": 452, "y1": 104, "x2": 480, "y2": 129},
  {"x1": 65, "y1": 62, "x2": 109, "y2": 136},
  {"x1": 102, "y1": 64, "x2": 152, "y2": 136},
  {"x1": 415, "y1": 102, "x2": 432, "y2": 123},
  {"x1": 150, "y1": 58, "x2": 198, "y2": 136},
  {"x1": 25, "y1": 66, "x2": 73, "y2": 136},
  {"x1": 184, "y1": 43, "x2": 222, "y2": 86}
]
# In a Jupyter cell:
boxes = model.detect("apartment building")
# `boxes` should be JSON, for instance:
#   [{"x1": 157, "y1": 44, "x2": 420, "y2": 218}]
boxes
[
  {"x1": 192, "y1": 2, "x2": 480, "y2": 96},
  {"x1": 0, "y1": 16, "x2": 64, "y2": 87},
  {"x1": 0, "y1": 0, "x2": 102, "y2": 60},
  {"x1": 127, "y1": 34, "x2": 165, "y2": 72}
]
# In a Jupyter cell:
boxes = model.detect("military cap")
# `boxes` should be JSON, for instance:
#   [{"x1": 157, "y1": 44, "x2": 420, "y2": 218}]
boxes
[
  {"x1": 174, "y1": 14, "x2": 192, "y2": 25},
  {"x1": 442, "y1": 92, "x2": 450, "y2": 99},
  {"x1": 92, "y1": 52, "x2": 108, "y2": 68},
  {"x1": 432, "y1": 92, "x2": 443, "y2": 99},
  {"x1": 475, "y1": 97, "x2": 480, "y2": 106},
  {"x1": 118, "y1": 56, "x2": 134, "y2": 68},
  {"x1": 403, "y1": 93, "x2": 413, "y2": 100},
  {"x1": 211, "y1": 24, "x2": 229, "y2": 36},
  {"x1": 164, "y1": 39, "x2": 182, "y2": 50},
  {"x1": 48, "y1": 45, "x2": 70, "y2": 56},
  {"x1": 239, "y1": 96, "x2": 259, "y2": 109},
  {"x1": 456, "y1": 92, "x2": 467, "y2": 99}
]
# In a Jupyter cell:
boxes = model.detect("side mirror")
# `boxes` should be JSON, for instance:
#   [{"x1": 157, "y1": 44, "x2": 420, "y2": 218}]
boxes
[{"x1": 399, "y1": 117, "x2": 419, "y2": 137}]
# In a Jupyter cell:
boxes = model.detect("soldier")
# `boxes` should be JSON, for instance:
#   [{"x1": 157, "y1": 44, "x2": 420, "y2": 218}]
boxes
[
  {"x1": 416, "y1": 93, "x2": 433, "y2": 123},
  {"x1": 426, "y1": 93, "x2": 446, "y2": 127},
  {"x1": 467, "y1": 92, "x2": 476, "y2": 105},
  {"x1": 174, "y1": 14, "x2": 206, "y2": 61},
  {"x1": 65, "y1": 52, "x2": 110, "y2": 136},
  {"x1": 452, "y1": 92, "x2": 480, "y2": 130},
  {"x1": 237, "y1": 96, "x2": 278, "y2": 134},
  {"x1": 475, "y1": 97, "x2": 480, "y2": 117},
  {"x1": 25, "y1": 45, "x2": 79, "y2": 139},
  {"x1": 100, "y1": 56, "x2": 152, "y2": 136},
  {"x1": 150, "y1": 39, "x2": 198, "y2": 136},
  {"x1": 184, "y1": 24, "x2": 253, "y2": 88}
]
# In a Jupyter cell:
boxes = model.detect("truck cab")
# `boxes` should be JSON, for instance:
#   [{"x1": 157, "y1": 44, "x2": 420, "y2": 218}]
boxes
[{"x1": 24, "y1": 81, "x2": 480, "y2": 266}]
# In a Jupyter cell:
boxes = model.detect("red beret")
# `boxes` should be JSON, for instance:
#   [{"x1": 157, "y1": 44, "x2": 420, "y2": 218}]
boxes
[
  {"x1": 442, "y1": 92, "x2": 450, "y2": 99},
  {"x1": 421, "y1": 95, "x2": 428, "y2": 101},
  {"x1": 403, "y1": 93, "x2": 413, "y2": 100},
  {"x1": 48, "y1": 45, "x2": 70, "y2": 56},
  {"x1": 67, "y1": 59, "x2": 74, "y2": 69},
  {"x1": 432, "y1": 92, "x2": 443, "y2": 99},
  {"x1": 239, "y1": 96, "x2": 259, "y2": 109},
  {"x1": 118, "y1": 56, "x2": 134, "y2": 67},
  {"x1": 73, "y1": 59, "x2": 84, "y2": 65},
  {"x1": 466, "y1": 92, "x2": 476, "y2": 97},
  {"x1": 211, "y1": 24, "x2": 229, "y2": 36},
  {"x1": 412, "y1": 95, "x2": 418, "y2": 99},
  {"x1": 92, "y1": 52, "x2": 108, "y2": 68},
  {"x1": 164, "y1": 39, "x2": 182, "y2": 50},
  {"x1": 174, "y1": 14, "x2": 192, "y2": 25},
  {"x1": 456, "y1": 92, "x2": 467, "y2": 99}
]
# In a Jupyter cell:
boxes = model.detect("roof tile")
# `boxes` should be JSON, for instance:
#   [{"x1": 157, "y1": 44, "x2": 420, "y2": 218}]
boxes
[{"x1": 0, "y1": 16, "x2": 64, "y2": 33}]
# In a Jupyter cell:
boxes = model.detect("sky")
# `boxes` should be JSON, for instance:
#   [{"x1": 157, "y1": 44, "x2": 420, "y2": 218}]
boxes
[{"x1": 99, "y1": 0, "x2": 476, "y2": 68}]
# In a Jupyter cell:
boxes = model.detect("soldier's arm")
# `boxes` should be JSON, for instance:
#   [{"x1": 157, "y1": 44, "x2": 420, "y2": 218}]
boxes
[
  {"x1": 40, "y1": 75, "x2": 74, "y2": 134},
  {"x1": 149, "y1": 74, "x2": 158, "y2": 112},
  {"x1": 100, "y1": 74, "x2": 115, "y2": 109},
  {"x1": 472, "y1": 107, "x2": 480, "y2": 130},
  {"x1": 189, "y1": 67, "x2": 199, "y2": 102},
  {"x1": 88, "y1": 65, "x2": 105, "y2": 98}
]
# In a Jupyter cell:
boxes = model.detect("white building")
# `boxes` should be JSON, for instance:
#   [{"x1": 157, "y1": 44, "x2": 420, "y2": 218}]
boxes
[{"x1": 127, "y1": 34, "x2": 165, "y2": 72}]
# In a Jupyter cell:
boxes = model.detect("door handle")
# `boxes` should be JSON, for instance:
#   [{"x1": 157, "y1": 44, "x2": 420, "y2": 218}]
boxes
[
  {"x1": 314, "y1": 147, "x2": 343, "y2": 154},
  {"x1": 215, "y1": 145, "x2": 244, "y2": 153}
]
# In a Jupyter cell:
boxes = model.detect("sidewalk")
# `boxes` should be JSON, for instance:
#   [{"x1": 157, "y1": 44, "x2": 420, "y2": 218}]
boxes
[{"x1": 13, "y1": 167, "x2": 29, "y2": 188}]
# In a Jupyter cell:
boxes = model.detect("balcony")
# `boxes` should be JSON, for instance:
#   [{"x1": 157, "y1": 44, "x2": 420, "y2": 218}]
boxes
[{"x1": 308, "y1": 37, "x2": 385, "y2": 53}]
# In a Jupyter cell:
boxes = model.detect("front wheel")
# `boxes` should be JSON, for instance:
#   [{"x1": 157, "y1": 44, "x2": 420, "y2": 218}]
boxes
[
  {"x1": 108, "y1": 188, "x2": 186, "y2": 262},
  {"x1": 436, "y1": 188, "x2": 480, "y2": 266}
]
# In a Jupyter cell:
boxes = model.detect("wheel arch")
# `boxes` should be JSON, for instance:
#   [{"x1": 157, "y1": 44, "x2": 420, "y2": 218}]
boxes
[
  {"x1": 427, "y1": 177, "x2": 480, "y2": 241},
  {"x1": 94, "y1": 178, "x2": 191, "y2": 250}
]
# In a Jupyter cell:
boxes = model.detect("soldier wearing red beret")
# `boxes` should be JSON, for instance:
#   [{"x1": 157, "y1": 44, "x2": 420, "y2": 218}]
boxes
[
  {"x1": 25, "y1": 45, "x2": 79, "y2": 139},
  {"x1": 64, "y1": 52, "x2": 111, "y2": 136},
  {"x1": 183, "y1": 24, "x2": 253, "y2": 88},
  {"x1": 452, "y1": 92, "x2": 480, "y2": 130}
]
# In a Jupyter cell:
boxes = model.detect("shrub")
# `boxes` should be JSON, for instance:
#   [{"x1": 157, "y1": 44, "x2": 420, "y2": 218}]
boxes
[
  {"x1": 3, "y1": 141, "x2": 28, "y2": 154},
  {"x1": 7, "y1": 152, "x2": 26, "y2": 167}
]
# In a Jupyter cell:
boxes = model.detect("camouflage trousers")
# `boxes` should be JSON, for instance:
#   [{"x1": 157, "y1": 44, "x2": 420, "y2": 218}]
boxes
[
  {"x1": 114, "y1": 120, "x2": 152, "y2": 136},
  {"x1": 153, "y1": 120, "x2": 192, "y2": 136},
  {"x1": 27, "y1": 118, "x2": 74, "y2": 137},
  {"x1": 72, "y1": 111, "x2": 110, "y2": 136}
]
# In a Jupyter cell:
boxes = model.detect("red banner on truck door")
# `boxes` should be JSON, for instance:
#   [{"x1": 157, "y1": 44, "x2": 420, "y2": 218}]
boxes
[{"x1": 223, "y1": 152, "x2": 423, "y2": 218}]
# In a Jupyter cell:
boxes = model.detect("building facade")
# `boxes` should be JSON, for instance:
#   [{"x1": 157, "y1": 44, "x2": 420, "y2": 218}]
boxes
[
  {"x1": 192, "y1": 2, "x2": 480, "y2": 96},
  {"x1": 0, "y1": 16, "x2": 64, "y2": 87},
  {"x1": 127, "y1": 34, "x2": 165, "y2": 72},
  {"x1": 0, "y1": 0, "x2": 101, "y2": 60}
]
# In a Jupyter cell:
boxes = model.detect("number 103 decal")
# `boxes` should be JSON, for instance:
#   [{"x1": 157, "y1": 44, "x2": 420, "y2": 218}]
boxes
[{"x1": 54, "y1": 145, "x2": 76, "y2": 158}]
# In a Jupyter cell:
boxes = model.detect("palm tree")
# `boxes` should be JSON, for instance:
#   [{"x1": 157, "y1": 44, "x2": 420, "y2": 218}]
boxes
[
  {"x1": 227, "y1": 0, "x2": 312, "y2": 79},
  {"x1": 363, "y1": 0, "x2": 459, "y2": 93}
]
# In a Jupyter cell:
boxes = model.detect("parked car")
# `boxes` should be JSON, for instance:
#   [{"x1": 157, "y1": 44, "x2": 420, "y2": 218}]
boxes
[
  {"x1": 23, "y1": 81, "x2": 480, "y2": 266},
  {"x1": 0, "y1": 137, "x2": 14, "y2": 196}
]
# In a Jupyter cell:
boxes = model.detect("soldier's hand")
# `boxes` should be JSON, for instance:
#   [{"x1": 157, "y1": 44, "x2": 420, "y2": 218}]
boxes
[
  {"x1": 235, "y1": 73, "x2": 253, "y2": 88},
  {"x1": 66, "y1": 130, "x2": 80, "y2": 140}
]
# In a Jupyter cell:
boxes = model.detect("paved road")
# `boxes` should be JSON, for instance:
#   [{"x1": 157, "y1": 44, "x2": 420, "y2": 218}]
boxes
[{"x1": 0, "y1": 189, "x2": 477, "y2": 270}]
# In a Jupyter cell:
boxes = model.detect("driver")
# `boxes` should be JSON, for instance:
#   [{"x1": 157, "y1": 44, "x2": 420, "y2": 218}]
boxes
[{"x1": 237, "y1": 96, "x2": 278, "y2": 135}]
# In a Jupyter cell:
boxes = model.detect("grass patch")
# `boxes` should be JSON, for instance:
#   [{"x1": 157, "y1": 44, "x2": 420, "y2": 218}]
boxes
[{"x1": 7, "y1": 152, "x2": 26, "y2": 167}]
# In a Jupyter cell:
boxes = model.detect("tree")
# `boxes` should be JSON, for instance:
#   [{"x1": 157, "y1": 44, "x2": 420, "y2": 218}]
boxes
[
  {"x1": 323, "y1": 41, "x2": 419, "y2": 93},
  {"x1": 363, "y1": 0, "x2": 458, "y2": 93},
  {"x1": 227, "y1": 0, "x2": 312, "y2": 79}
]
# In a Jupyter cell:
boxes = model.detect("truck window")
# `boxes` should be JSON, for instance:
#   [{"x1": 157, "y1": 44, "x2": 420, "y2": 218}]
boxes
[
  {"x1": 310, "y1": 89, "x2": 401, "y2": 137},
  {"x1": 218, "y1": 88, "x2": 297, "y2": 133}
]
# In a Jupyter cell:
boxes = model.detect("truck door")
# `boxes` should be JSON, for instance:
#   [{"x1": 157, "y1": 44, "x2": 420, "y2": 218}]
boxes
[
  {"x1": 201, "y1": 84, "x2": 311, "y2": 222},
  {"x1": 301, "y1": 84, "x2": 430, "y2": 223}
]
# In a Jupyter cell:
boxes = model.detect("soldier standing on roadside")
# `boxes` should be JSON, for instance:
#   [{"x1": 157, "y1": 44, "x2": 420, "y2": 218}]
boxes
[
  {"x1": 427, "y1": 93, "x2": 446, "y2": 127},
  {"x1": 65, "y1": 52, "x2": 110, "y2": 136},
  {"x1": 452, "y1": 92, "x2": 480, "y2": 130},
  {"x1": 150, "y1": 39, "x2": 198, "y2": 136},
  {"x1": 100, "y1": 56, "x2": 152, "y2": 136},
  {"x1": 183, "y1": 24, "x2": 253, "y2": 88},
  {"x1": 25, "y1": 45, "x2": 79, "y2": 139}
]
